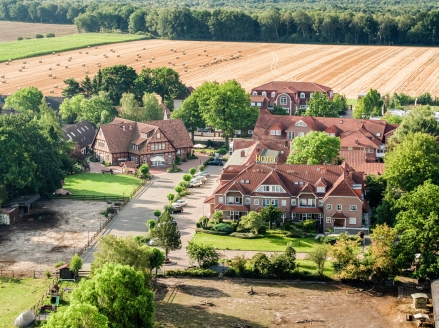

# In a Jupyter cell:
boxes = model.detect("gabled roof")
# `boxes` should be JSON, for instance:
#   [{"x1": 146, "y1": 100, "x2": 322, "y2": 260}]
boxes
[
  {"x1": 268, "y1": 122, "x2": 283, "y2": 131},
  {"x1": 145, "y1": 119, "x2": 193, "y2": 149},
  {"x1": 252, "y1": 81, "x2": 332, "y2": 93},
  {"x1": 332, "y1": 211, "x2": 348, "y2": 218},
  {"x1": 340, "y1": 130, "x2": 382, "y2": 149},
  {"x1": 323, "y1": 175, "x2": 361, "y2": 200},
  {"x1": 250, "y1": 95, "x2": 269, "y2": 102},
  {"x1": 62, "y1": 120, "x2": 97, "y2": 149}
]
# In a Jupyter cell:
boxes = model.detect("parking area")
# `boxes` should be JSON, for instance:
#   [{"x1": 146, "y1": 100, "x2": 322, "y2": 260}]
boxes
[{"x1": 81, "y1": 164, "x2": 223, "y2": 270}]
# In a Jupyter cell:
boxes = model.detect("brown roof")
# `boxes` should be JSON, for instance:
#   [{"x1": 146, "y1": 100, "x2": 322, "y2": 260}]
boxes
[
  {"x1": 340, "y1": 130, "x2": 382, "y2": 148},
  {"x1": 215, "y1": 204, "x2": 250, "y2": 211},
  {"x1": 123, "y1": 161, "x2": 138, "y2": 169},
  {"x1": 332, "y1": 212, "x2": 348, "y2": 218},
  {"x1": 145, "y1": 119, "x2": 193, "y2": 149},
  {"x1": 339, "y1": 150, "x2": 376, "y2": 165},
  {"x1": 252, "y1": 81, "x2": 332, "y2": 93},
  {"x1": 99, "y1": 123, "x2": 135, "y2": 153},
  {"x1": 292, "y1": 207, "x2": 323, "y2": 213}
]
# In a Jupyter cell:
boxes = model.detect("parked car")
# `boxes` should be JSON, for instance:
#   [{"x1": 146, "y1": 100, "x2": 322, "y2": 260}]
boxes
[
  {"x1": 190, "y1": 179, "x2": 202, "y2": 187},
  {"x1": 196, "y1": 171, "x2": 210, "y2": 177},
  {"x1": 172, "y1": 199, "x2": 187, "y2": 207},
  {"x1": 194, "y1": 175, "x2": 207, "y2": 183},
  {"x1": 171, "y1": 205, "x2": 183, "y2": 213},
  {"x1": 208, "y1": 159, "x2": 224, "y2": 166}
]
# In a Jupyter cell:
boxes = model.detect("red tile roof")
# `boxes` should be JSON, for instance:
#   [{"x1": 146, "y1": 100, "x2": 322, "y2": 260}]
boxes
[
  {"x1": 215, "y1": 204, "x2": 250, "y2": 211},
  {"x1": 292, "y1": 207, "x2": 323, "y2": 213},
  {"x1": 332, "y1": 212, "x2": 348, "y2": 218},
  {"x1": 144, "y1": 119, "x2": 193, "y2": 149},
  {"x1": 252, "y1": 81, "x2": 332, "y2": 93},
  {"x1": 340, "y1": 130, "x2": 382, "y2": 148}
]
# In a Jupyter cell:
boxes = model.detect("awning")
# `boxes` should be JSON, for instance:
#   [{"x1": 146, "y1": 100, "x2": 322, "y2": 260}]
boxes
[
  {"x1": 215, "y1": 204, "x2": 250, "y2": 211},
  {"x1": 332, "y1": 211, "x2": 348, "y2": 218},
  {"x1": 150, "y1": 156, "x2": 165, "y2": 162}
]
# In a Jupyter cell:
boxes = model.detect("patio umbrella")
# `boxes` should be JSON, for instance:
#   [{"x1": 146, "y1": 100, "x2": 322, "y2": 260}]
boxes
[
  {"x1": 193, "y1": 144, "x2": 206, "y2": 149},
  {"x1": 14, "y1": 310, "x2": 36, "y2": 328}
]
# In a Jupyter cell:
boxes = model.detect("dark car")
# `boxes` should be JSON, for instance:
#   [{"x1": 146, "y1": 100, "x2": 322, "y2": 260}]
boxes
[
  {"x1": 171, "y1": 205, "x2": 183, "y2": 213},
  {"x1": 208, "y1": 159, "x2": 224, "y2": 166}
]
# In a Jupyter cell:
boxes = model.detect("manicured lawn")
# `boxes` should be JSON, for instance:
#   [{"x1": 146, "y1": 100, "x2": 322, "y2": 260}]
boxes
[
  {"x1": 193, "y1": 232, "x2": 319, "y2": 252},
  {"x1": 0, "y1": 277, "x2": 49, "y2": 328},
  {"x1": 296, "y1": 259, "x2": 335, "y2": 278},
  {"x1": 63, "y1": 173, "x2": 142, "y2": 197},
  {"x1": 0, "y1": 33, "x2": 146, "y2": 62}
]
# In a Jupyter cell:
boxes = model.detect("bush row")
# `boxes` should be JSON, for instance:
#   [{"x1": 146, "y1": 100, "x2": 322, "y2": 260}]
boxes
[{"x1": 165, "y1": 268, "x2": 218, "y2": 277}]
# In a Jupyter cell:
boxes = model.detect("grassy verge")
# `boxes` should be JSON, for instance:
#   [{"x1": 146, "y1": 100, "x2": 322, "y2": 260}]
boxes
[
  {"x1": 0, "y1": 33, "x2": 147, "y2": 62},
  {"x1": 296, "y1": 259, "x2": 335, "y2": 278},
  {"x1": 192, "y1": 232, "x2": 319, "y2": 252},
  {"x1": 0, "y1": 277, "x2": 49, "y2": 328},
  {"x1": 63, "y1": 173, "x2": 142, "y2": 197}
]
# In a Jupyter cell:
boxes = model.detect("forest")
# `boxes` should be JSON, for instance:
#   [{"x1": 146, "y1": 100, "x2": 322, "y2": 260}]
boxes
[{"x1": 2, "y1": 0, "x2": 439, "y2": 46}]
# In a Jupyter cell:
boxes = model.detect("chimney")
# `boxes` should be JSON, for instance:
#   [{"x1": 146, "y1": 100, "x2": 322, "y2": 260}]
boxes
[
  {"x1": 355, "y1": 138, "x2": 359, "y2": 146},
  {"x1": 240, "y1": 150, "x2": 245, "y2": 158}
]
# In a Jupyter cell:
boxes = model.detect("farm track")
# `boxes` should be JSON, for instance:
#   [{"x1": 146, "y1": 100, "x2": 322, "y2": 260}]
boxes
[{"x1": 1, "y1": 39, "x2": 439, "y2": 98}]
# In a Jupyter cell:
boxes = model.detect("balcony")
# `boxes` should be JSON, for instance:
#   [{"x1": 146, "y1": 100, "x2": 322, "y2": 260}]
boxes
[
  {"x1": 298, "y1": 204, "x2": 316, "y2": 208},
  {"x1": 226, "y1": 202, "x2": 243, "y2": 206}
]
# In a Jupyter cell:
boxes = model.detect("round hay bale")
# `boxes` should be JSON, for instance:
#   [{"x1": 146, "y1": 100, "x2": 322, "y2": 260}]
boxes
[
  {"x1": 199, "y1": 64, "x2": 202, "y2": 67},
  {"x1": 238, "y1": 50, "x2": 241, "y2": 53},
  {"x1": 5, "y1": 62, "x2": 9, "y2": 65},
  {"x1": 57, "y1": 53, "x2": 60, "y2": 56},
  {"x1": 56, "y1": 63, "x2": 60, "y2": 66},
  {"x1": 49, "y1": 67, "x2": 52, "y2": 70},
  {"x1": 95, "y1": 46, "x2": 97, "y2": 49},
  {"x1": 213, "y1": 57, "x2": 216, "y2": 60},
  {"x1": 142, "y1": 64, "x2": 146, "y2": 67},
  {"x1": 206, "y1": 54, "x2": 208, "y2": 56},
  {"x1": 88, "y1": 46, "x2": 90, "y2": 48},
  {"x1": 39, "y1": 60, "x2": 42, "y2": 63},
  {"x1": 0, "y1": 75, "x2": 4, "y2": 78},
  {"x1": 143, "y1": 47, "x2": 146, "y2": 50},
  {"x1": 103, "y1": 54, "x2": 106, "y2": 57},
  {"x1": 97, "y1": 64, "x2": 101, "y2": 67},
  {"x1": 68, "y1": 56, "x2": 72, "y2": 59},
  {"x1": 198, "y1": 53, "x2": 201, "y2": 56},
  {"x1": 170, "y1": 48, "x2": 173, "y2": 51},
  {"x1": 135, "y1": 58, "x2": 138, "y2": 61},
  {"x1": 168, "y1": 61, "x2": 171, "y2": 64},
  {"x1": 85, "y1": 52, "x2": 88, "y2": 54},
  {"x1": 65, "y1": 65, "x2": 68, "y2": 68},
  {"x1": 22, "y1": 65, "x2": 25, "y2": 69},
  {"x1": 138, "y1": 55, "x2": 141, "y2": 58},
  {"x1": 1, "y1": 80, "x2": 5, "y2": 83},
  {"x1": 53, "y1": 75, "x2": 56, "y2": 79},
  {"x1": 68, "y1": 58, "x2": 71, "y2": 62},
  {"x1": 204, "y1": 49, "x2": 206, "y2": 52},
  {"x1": 22, "y1": 60, "x2": 26, "y2": 64},
  {"x1": 85, "y1": 70, "x2": 89, "y2": 73},
  {"x1": 172, "y1": 62, "x2": 175, "y2": 66},
  {"x1": 49, "y1": 89, "x2": 54, "y2": 93},
  {"x1": 18, "y1": 69, "x2": 22, "y2": 72},
  {"x1": 184, "y1": 69, "x2": 187, "y2": 72},
  {"x1": 137, "y1": 53, "x2": 140, "y2": 56},
  {"x1": 48, "y1": 73, "x2": 52, "y2": 77},
  {"x1": 152, "y1": 57, "x2": 155, "y2": 60},
  {"x1": 52, "y1": 52, "x2": 55, "y2": 54},
  {"x1": 79, "y1": 51, "x2": 82, "y2": 54},
  {"x1": 96, "y1": 62, "x2": 100, "y2": 65},
  {"x1": 176, "y1": 56, "x2": 179, "y2": 59},
  {"x1": 117, "y1": 54, "x2": 120, "y2": 57},
  {"x1": 82, "y1": 63, "x2": 85, "y2": 67},
  {"x1": 149, "y1": 60, "x2": 152, "y2": 63},
  {"x1": 174, "y1": 50, "x2": 177, "y2": 53},
  {"x1": 54, "y1": 85, "x2": 58, "y2": 88},
  {"x1": 17, "y1": 87, "x2": 20, "y2": 90}
]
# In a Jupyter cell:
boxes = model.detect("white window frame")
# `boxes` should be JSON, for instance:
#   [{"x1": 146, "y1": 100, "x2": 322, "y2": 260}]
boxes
[
  {"x1": 245, "y1": 197, "x2": 250, "y2": 204},
  {"x1": 349, "y1": 217, "x2": 356, "y2": 225},
  {"x1": 262, "y1": 91, "x2": 267, "y2": 96},
  {"x1": 270, "y1": 130, "x2": 275, "y2": 135},
  {"x1": 254, "y1": 199, "x2": 259, "y2": 205},
  {"x1": 252, "y1": 91, "x2": 257, "y2": 95},
  {"x1": 275, "y1": 130, "x2": 281, "y2": 136},
  {"x1": 326, "y1": 217, "x2": 331, "y2": 223},
  {"x1": 337, "y1": 204, "x2": 342, "y2": 211},
  {"x1": 326, "y1": 204, "x2": 332, "y2": 210},
  {"x1": 248, "y1": 130, "x2": 253, "y2": 135},
  {"x1": 281, "y1": 199, "x2": 286, "y2": 206},
  {"x1": 318, "y1": 199, "x2": 323, "y2": 206},
  {"x1": 300, "y1": 92, "x2": 305, "y2": 99},
  {"x1": 350, "y1": 205, "x2": 357, "y2": 211},
  {"x1": 317, "y1": 186, "x2": 325, "y2": 193},
  {"x1": 291, "y1": 198, "x2": 296, "y2": 206},
  {"x1": 157, "y1": 132, "x2": 161, "y2": 139},
  {"x1": 271, "y1": 91, "x2": 275, "y2": 97},
  {"x1": 218, "y1": 196, "x2": 224, "y2": 204},
  {"x1": 280, "y1": 96, "x2": 287, "y2": 105},
  {"x1": 288, "y1": 131, "x2": 295, "y2": 139}
]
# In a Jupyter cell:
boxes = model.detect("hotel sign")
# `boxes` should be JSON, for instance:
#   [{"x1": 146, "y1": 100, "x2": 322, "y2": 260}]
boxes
[{"x1": 256, "y1": 155, "x2": 277, "y2": 163}]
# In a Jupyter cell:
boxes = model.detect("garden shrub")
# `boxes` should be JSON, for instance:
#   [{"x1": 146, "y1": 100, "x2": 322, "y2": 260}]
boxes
[
  {"x1": 17, "y1": 36, "x2": 23, "y2": 40},
  {"x1": 195, "y1": 228, "x2": 228, "y2": 235},
  {"x1": 165, "y1": 268, "x2": 217, "y2": 277},
  {"x1": 257, "y1": 225, "x2": 267, "y2": 234},
  {"x1": 303, "y1": 219, "x2": 317, "y2": 232},
  {"x1": 286, "y1": 231, "x2": 303, "y2": 238},
  {"x1": 283, "y1": 221, "x2": 292, "y2": 231},
  {"x1": 211, "y1": 223, "x2": 234, "y2": 235}
]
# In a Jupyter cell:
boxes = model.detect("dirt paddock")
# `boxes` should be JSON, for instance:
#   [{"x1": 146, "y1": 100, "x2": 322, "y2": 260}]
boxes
[
  {"x1": 155, "y1": 278, "x2": 415, "y2": 328},
  {"x1": 0, "y1": 200, "x2": 108, "y2": 275}
]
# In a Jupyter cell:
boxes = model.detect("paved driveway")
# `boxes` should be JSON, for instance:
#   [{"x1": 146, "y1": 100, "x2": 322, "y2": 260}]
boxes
[{"x1": 81, "y1": 165, "x2": 223, "y2": 270}]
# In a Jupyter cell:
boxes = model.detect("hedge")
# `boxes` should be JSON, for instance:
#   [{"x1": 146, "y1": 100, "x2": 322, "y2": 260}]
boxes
[
  {"x1": 165, "y1": 268, "x2": 218, "y2": 277},
  {"x1": 195, "y1": 228, "x2": 229, "y2": 235}
]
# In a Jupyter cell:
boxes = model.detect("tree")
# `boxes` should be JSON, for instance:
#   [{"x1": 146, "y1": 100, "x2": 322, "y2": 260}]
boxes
[
  {"x1": 384, "y1": 132, "x2": 439, "y2": 192},
  {"x1": 330, "y1": 233, "x2": 363, "y2": 279},
  {"x1": 4, "y1": 86, "x2": 43, "y2": 114},
  {"x1": 287, "y1": 131, "x2": 340, "y2": 165},
  {"x1": 186, "y1": 241, "x2": 221, "y2": 269},
  {"x1": 119, "y1": 92, "x2": 141, "y2": 121},
  {"x1": 150, "y1": 211, "x2": 182, "y2": 259},
  {"x1": 92, "y1": 69, "x2": 103, "y2": 94},
  {"x1": 365, "y1": 174, "x2": 387, "y2": 208},
  {"x1": 171, "y1": 91, "x2": 205, "y2": 143},
  {"x1": 59, "y1": 94, "x2": 84, "y2": 124},
  {"x1": 70, "y1": 253, "x2": 83, "y2": 279},
  {"x1": 189, "y1": 167, "x2": 196, "y2": 175},
  {"x1": 239, "y1": 211, "x2": 264, "y2": 234},
  {"x1": 196, "y1": 80, "x2": 259, "y2": 146},
  {"x1": 332, "y1": 94, "x2": 349, "y2": 115},
  {"x1": 305, "y1": 92, "x2": 338, "y2": 117},
  {"x1": 306, "y1": 244, "x2": 328, "y2": 276},
  {"x1": 139, "y1": 164, "x2": 149, "y2": 178},
  {"x1": 44, "y1": 303, "x2": 108, "y2": 328},
  {"x1": 211, "y1": 210, "x2": 223, "y2": 223},
  {"x1": 80, "y1": 92, "x2": 117, "y2": 126},
  {"x1": 251, "y1": 253, "x2": 271, "y2": 274},
  {"x1": 269, "y1": 105, "x2": 289, "y2": 115},
  {"x1": 38, "y1": 99, "x2": 62, "y2": 141},
  {"x1": 167, "y1": 193, "x2": 175, "y2": 202},
  {"x1": 100, "y1": 65, "x2": 138, "y2": 105},
  {"x1": 182, "y1": 174, "x2": 192, "y2": 182},
  {"x1": 394, "y1": 181, "x2": 439, "y2": 278},
  {"x1": 146, "y1": 219, "x2": 156, "y2": 230},
  {"x1": 72, "y1": 263, "x2": 155, "y2": 328},
  {"x1": 353, "y1": 89, "x2": 383, "y2": 118},
  {"x1": 198, "y1": 164, "x2": 205, "y2": 172},
  {"x1": 259, "y1": 205, "x2": 283, "y2": 224},
  {"x1": 81, "y1": 75, "x2": 93, "y2": 97},
  {"x1": 62, "y1": 78, "x2": 83, "y2": 97},
  {"x1": 149, "y1": 67, "x2": 186, "y2": 103},
  {"x1": 149, "y1": 247, "x2": 165, "y2": 275},
  {"x1": 142, "y1": 93, "x2": 163, "y2": 121}
]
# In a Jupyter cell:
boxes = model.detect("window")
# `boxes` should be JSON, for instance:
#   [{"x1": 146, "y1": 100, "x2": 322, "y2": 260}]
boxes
[
  {"x1": 295, "y1": 121, "x2": 307, "y2": 127},
  {"x1": 132, "y1": 144, "x2": 139, "y2": 150},
  {"x1": 245, "y1": 198, "x2": 250, "y2": 204},
  {"x1": 281, "y1": 200, "x2": 286, "y2": 206},
  {"x1": 330, "y1": 133, "x2": 335, "y2": 137},
  {"x1": 337, "y1": 204, "x2": 342, "y2": 211},
  {"x1": 326, "y1": 204, "x2": 332, "y2": 210},
  {"x1": 300, "y1": 92, "x2": 305, "y2": 98},
  {"x1": 288, "y1": 132, "x2": 295, "y2": 139},
  {"x1": 271, "y1": 91, "x2": 275, "y2": 97},
  {"x1": 77, "y1": 129, "x2": 82, "y2": 134},
  {"x1": 271, "y1": 199, "x2": 278, "y2": 206},
  {"x1": 71, "y1": 132, "x2": 76, "y2": 137},
  {"x1": 227, "y1": 196, "x2": 234, "y2": 204},
  {"x1": 219, "y1": 196, "x2": 224, "y2": 204},
  {"x1": 262, "y1": 91, "x2": 267, "y2": 96},
  {"x1": 348, "y1": 147, "x2": 353, "y2": 151},
  {"x1": 299, "y1": 198, "x2": 307, "y2": 206},
  {"x1": 235, "y1": 197, "x2": 242, "y2": 204},
  {"x1": 262, "y1": 199, "x2": 270, "y2": 207},
  {"x1": 270, "y1": 130, "x2": 275, "y2": 135},
  {"x1": 156, "y1": 132, "x2": 161, "y2": 139},
  {"x1": 254, "y1": 199, "x2": 259, "y2": 205},
  {"x1": 275, "y1": 130, "x2": 281, "y2": 136},
  {"x1": 252, "y1": 91, "x2": 257, "y2": 95},
  {"x1": 280, "y1": 96, "x2": 287, "y2": 105},
  {"x1": 98, "y1": 141, "x2": 104, "y2": 148},
  {"x1": 349, "y1": 217, "x2": 356, "y2": 225},
  {"x1": 376, "y1": 132, "x2": 381, "y2": 137},
  {"x1": 235, "y1": 130, "x2": 241, "y2": 135},
  {"x1": 248, "y1": 130, "x2": 253, "y2": 135},
  {"x1": 350, "y1": 205, "x2": 357, "y2": 211},
  {"x1": 298, "y1": 132, "x2": 304, "y2": 137},
  {"x1": 318, "y1": 199, "x2": 323, "y2": 206},
  {"x1": 291, "y1": 198, "x2": 296, "y2": 205},
  {"x1": 326, "y1": 217, "x2": 332, "y2": 223},
  {"x1": 317, "y1": 186, "x2": 325, "y2": 193}
]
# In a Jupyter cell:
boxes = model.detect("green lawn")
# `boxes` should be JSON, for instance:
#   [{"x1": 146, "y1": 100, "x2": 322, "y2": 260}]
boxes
[
  {"x1": 346, "y1": 99, "x2": 358, "y2": 109},
  {"x1": 63, "y1": 173, "x2": 142, "y2": 197},
  {"x1": 193, "y1": 232, "x2": 319, "y2": 252},
  {"x1": 0, "y1": 33, "x2": 146, "y2": 62},
  {"x1": 296, "y1": 259, "x2": 335, "y2": 278},
  {"x1": 0, "y1": 277, "x2": 49, "y2": 328}
]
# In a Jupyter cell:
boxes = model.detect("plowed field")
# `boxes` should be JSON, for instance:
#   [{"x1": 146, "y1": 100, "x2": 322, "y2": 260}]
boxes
[
  {"x1": 1, "y1": 39, "x2": 439, "y2": 98},
  {"x1": 0, "y1": 21, "x2": 77, "y2": 42}
]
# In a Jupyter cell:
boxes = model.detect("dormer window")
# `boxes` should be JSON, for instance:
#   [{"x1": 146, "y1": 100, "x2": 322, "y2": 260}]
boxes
[
  {"x1": 262, "y1": 91, "x2": 267, "y2": 96},
  {"x1": 132, "y1": 144, "x2": 139, "y2": 150},
  {"x1": 376, "y1": 132, "x2": 381, "y2": 137},
  {"x1": 300, "y1": 92, "x2": 305, "y2": 99},
  {"x1": 295, "y1": 121, "x2": 307, "y2": 127},
  {"x1": 257, "y1": 185, "x2": 286, "y2": 193},
  {"x1": 271, "y1": 92, "x2": 275, "y2": 97},
  {"x1": 252, "y1": 91, "x2": 257, "y2": 95},
  {"x1": 317, "y1": 186, "x2": 325, "y2": 193},
  {"x1": 270, "y1": 130, "x2": 275, "y2": 135},
  {"x1": 280, "y1": 96, "x2": 287, "y2": 105},
  {"x1": 276, "y1": 130, "x2": 281, "y2": 136}
]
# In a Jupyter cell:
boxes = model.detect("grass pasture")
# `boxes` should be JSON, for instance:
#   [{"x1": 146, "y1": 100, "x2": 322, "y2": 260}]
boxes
[
  {"x1": 0, "y1": 21, "x2": 77, "y2": 43},
  {"x1": 193, "y1": 232, "x2": 319, "y2": 252},
  {"x1": 0, "y1": 277, "x2": 49, "y2": 328},
  {"x1": 63, "y1": 173, "x2": 142, "y2": 197},
  {"x1": 0, "y1": 33, "x2": 146, "y2": 62}
]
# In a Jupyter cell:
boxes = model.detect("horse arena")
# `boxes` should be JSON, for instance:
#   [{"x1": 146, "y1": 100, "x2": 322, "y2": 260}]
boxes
[{"x1": 1, "y1": 39, "x2": 439, "y2": 98}]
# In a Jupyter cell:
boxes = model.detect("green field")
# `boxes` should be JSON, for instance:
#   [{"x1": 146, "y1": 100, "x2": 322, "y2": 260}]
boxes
[
  {"x1": 63, "y1": 173, "x2": 143, "y2": 197},
  {"x1": 0, "y1": 277, "x2": 49, "y2": 328},
  {"x1": 193, "y1": 233, "x2": 319, "y2": 252},
  {"x1": 0, "y1": 33, "x2": 146, "y2": 62},
  {"x1": 347, "y1": 99, "x2": 358, "y2": 109}
]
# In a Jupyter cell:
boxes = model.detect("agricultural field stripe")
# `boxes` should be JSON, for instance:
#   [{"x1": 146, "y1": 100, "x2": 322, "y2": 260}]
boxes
[{"x1": 0, "y1": 33, "x2": 148, "y2": 63}]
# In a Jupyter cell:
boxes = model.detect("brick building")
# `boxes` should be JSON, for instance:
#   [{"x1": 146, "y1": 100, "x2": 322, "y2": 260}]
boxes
[
  {"x1": 250, "y1": 81, "x2": 334, "y2": 115},
  {"x1": 204, "y1": 162, "x2": 368, "y2": 234},
  {"x1": 91, "y1": 118, "x2": 193, "y2": 167}
]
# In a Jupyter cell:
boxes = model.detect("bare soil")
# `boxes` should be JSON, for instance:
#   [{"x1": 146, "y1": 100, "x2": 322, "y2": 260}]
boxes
[
  {"x1": 1, "y1": 39, "x2": 439, "y2": 98},
  {"x1": 0, "y1": 21, "x2": 77, "y2": 42},
  {"x1": 0, "y1": 199, "x2": 107, "y2": 276},
  {"x1": 154, "y1": 278, "x2": 415, "y2": 328}
]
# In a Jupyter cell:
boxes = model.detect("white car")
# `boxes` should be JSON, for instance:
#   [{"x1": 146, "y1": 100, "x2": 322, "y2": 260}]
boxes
[
  {"x1": 198, "y1": 171, "x2": 210, "y2": 177},
  {"x1": 190, "y1": 179, "x2": 202, "y2": 187},
  {"x1": 172, "y1": 200, "x2": 187, "y2": 207},
  {"x1": 195, "y1": 175, "x2": 207, "y2": 183}
]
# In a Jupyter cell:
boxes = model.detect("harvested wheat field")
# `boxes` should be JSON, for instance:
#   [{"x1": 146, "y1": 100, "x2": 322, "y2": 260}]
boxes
[
  {"x1": 155, "y1": 278, "x2": 414, "y2": 327},
  {"x1": 1, "y1": 39, "x2": 439, "y2": 98},
  {"x1": 0, "y1": 21, "x2": 77, "y2": 42},
  {"x1": 0, "y1": 200, "x2": 108, "y2": 276}
]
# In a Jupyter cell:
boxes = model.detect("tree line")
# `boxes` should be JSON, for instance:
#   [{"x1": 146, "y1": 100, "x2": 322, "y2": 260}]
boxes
[{"x1": 3, "y1": 0, "x2": 439, "y2": 46}]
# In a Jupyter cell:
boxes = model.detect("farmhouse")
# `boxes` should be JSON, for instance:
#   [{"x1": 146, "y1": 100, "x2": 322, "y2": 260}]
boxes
[
  {"x1": 250, "y1": 81, "x2": 334, "y2": 115},
  {"x1": 173, "y1": 86, "x2": 194, "y2": 110},
  {"x1": 62, "y1": 120, "x2": 97, "y2": 154},
  {"x1": 204, "y1": 162, "x2": 368, "y2": 234},
  {"x1": 91, "y1": 118, "x2": 193, "y2": 166},
  {"x1": 248, "y1": 110, "x2": 398, "y2": 162}
]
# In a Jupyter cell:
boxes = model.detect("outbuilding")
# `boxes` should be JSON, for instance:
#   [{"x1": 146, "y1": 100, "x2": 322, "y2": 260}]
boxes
[
  {"x1": 2, "y1": 194, "x2": 40, "y2": 214},
  {"x1": 0, "y1": 207, "x2": 20, "y2": 225},
  {"x1": 56, "y1": 263, "x2": 74, "y2": 280},
  {"x1": 412, "y1": 293, "x2": 429, "y2": 309}
]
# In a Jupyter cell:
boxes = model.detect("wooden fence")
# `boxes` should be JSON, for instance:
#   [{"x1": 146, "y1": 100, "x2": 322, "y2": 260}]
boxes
[{"x1": 30, "y1": 278, "x2": 58, "y2": 316}]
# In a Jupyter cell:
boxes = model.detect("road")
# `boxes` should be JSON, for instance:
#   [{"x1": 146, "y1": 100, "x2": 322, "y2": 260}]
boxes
[{"x1": 81, "y1": 164, "x2": 224, "y2": 270}]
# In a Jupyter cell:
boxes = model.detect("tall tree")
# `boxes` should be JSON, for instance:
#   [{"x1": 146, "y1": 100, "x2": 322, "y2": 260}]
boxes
[
  {"x1": 119, "y1": 92, "x2": 141, "y2": 121},
  {"x1": 72, "y1": 263, "x2": 155, "y2": 328},
  {"x1": 150, "y1": 211, "x2": 182, "y2": 260},
  {"x1": 306, "y1": 92, "x2": 338, "y2": 117},
  {"x1": 44, "y1": 303, "x2": 108, "y2": 328},
  {"x1": 186, "y1": 241, "x2": 221, "y2": 268},
  {"x1": 80, "y1": 92, "x2": 117, "y2": 125},
  {"x1": 287, "y1": 131, "x2": 340, "y2": 165},
  {"x1": 81, "y1": 75, "x2": 93, "y2": 97},
  {"x1": 171, "y1": 91, "x2": 205, "y2": 142},
  {"x1": 384, "y1": 132, "x2": 439, "y2": 192},
  {"x1": 70, "y1": 253, "x2": 83, "y2": 279},
  {"x1": 59, "y1": 94, "x2": 84, "y2": 124},
  {"x1": 353, "y1": 89, "x2": 383, "y2": 118},
  {"x1": 62, "y1": 78, "x2": 84, "y2": 97},
  {"x1": 142, "y1": 93, "x2": 163, "y2": 121},
  {"x1": 101, "y1": 65, "x2": 138, "y2": 105},
  {"x1": 239, "y1": 211, "x2": 264, "y2": 234},
  {"x1": 149, "y1": 67, "x2": 186, "y2": 104},
  {"x1": 4, "y1": 86, "x2": 43, "y2": 114}
]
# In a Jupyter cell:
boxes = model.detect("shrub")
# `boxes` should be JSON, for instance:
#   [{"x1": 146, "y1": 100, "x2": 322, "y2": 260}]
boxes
[
  {"x1": 283, "y1": 221, "x2": 292, "y2": 231},
  {"x1": 46, "y1": 33, "x2": 55, "y2": 38},
  {"x1": 167, "y1": 193, "x2": 175, "y2": 202},
  {"x1": 178, "y1": 181, "x2": 190, "y2": 189},
  {"x1": 26, "y1": 37, "x2": 31, "y2": 39},
  {"x1": 17, "y1": 36, "x2": 23, "y2": 40},
  {"x1": 211, "y1": 210, "x2": 223, "y2": 223},
  {"x1": 251, "y1": 253, "x2": 271, "y2": 274},
  {"x1": 187, "y1": 241, "x2": 221, "y2": 268},
  {"x1": 189, "y1": 167, "x2": 196, "y2": 175},
  {"x1": 165, "y1": 268, "x2": 217, "y2": 277},
  {"x1": 195, "y1": 228, "x2": 228, "y2": 235},
  {"x1": 174, "y1": 186, "x2": 183, "y2": 194},
  {"x1": 230, "y1": 255, "x2": 247, "y2": 276},
  {"x1": 198, "y1": 164, "x2": 205, "y2": 172},
  {"x1": 36, "y1": 34, "x2": 44, "y2": 39},
  {"x1": 45, "y1": 269, "x2": 51, "y2": 278},
  {"x1": 146, "y1": 219, "x2": 156, "y2": 230},
  {"x1": 54, "y1": 261, "x2": 65, "y2": 268},
  {"x1": 303, "y1": 219, "x2": 317, "y2": 232},
  {"x1": 217, "y1": 148, "x2": 228, "y2": 155},
  {"x1": 286, "y1": 231, "x2": 303, "y2": 238},
  {"x1": 199, "y1": 216, "x2": 209, "y2": 229},
  {"x1": 211, "y1": 223, "x2": 234, "y2": 235},
  {"x1": 182, "y1": 174, "x2": 192, "y2": 182}
]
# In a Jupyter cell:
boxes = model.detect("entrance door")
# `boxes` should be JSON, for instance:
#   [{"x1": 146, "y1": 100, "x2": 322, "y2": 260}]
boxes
[{"x1": 100, "y1": 154, "x2": 104, "y2": 163}]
